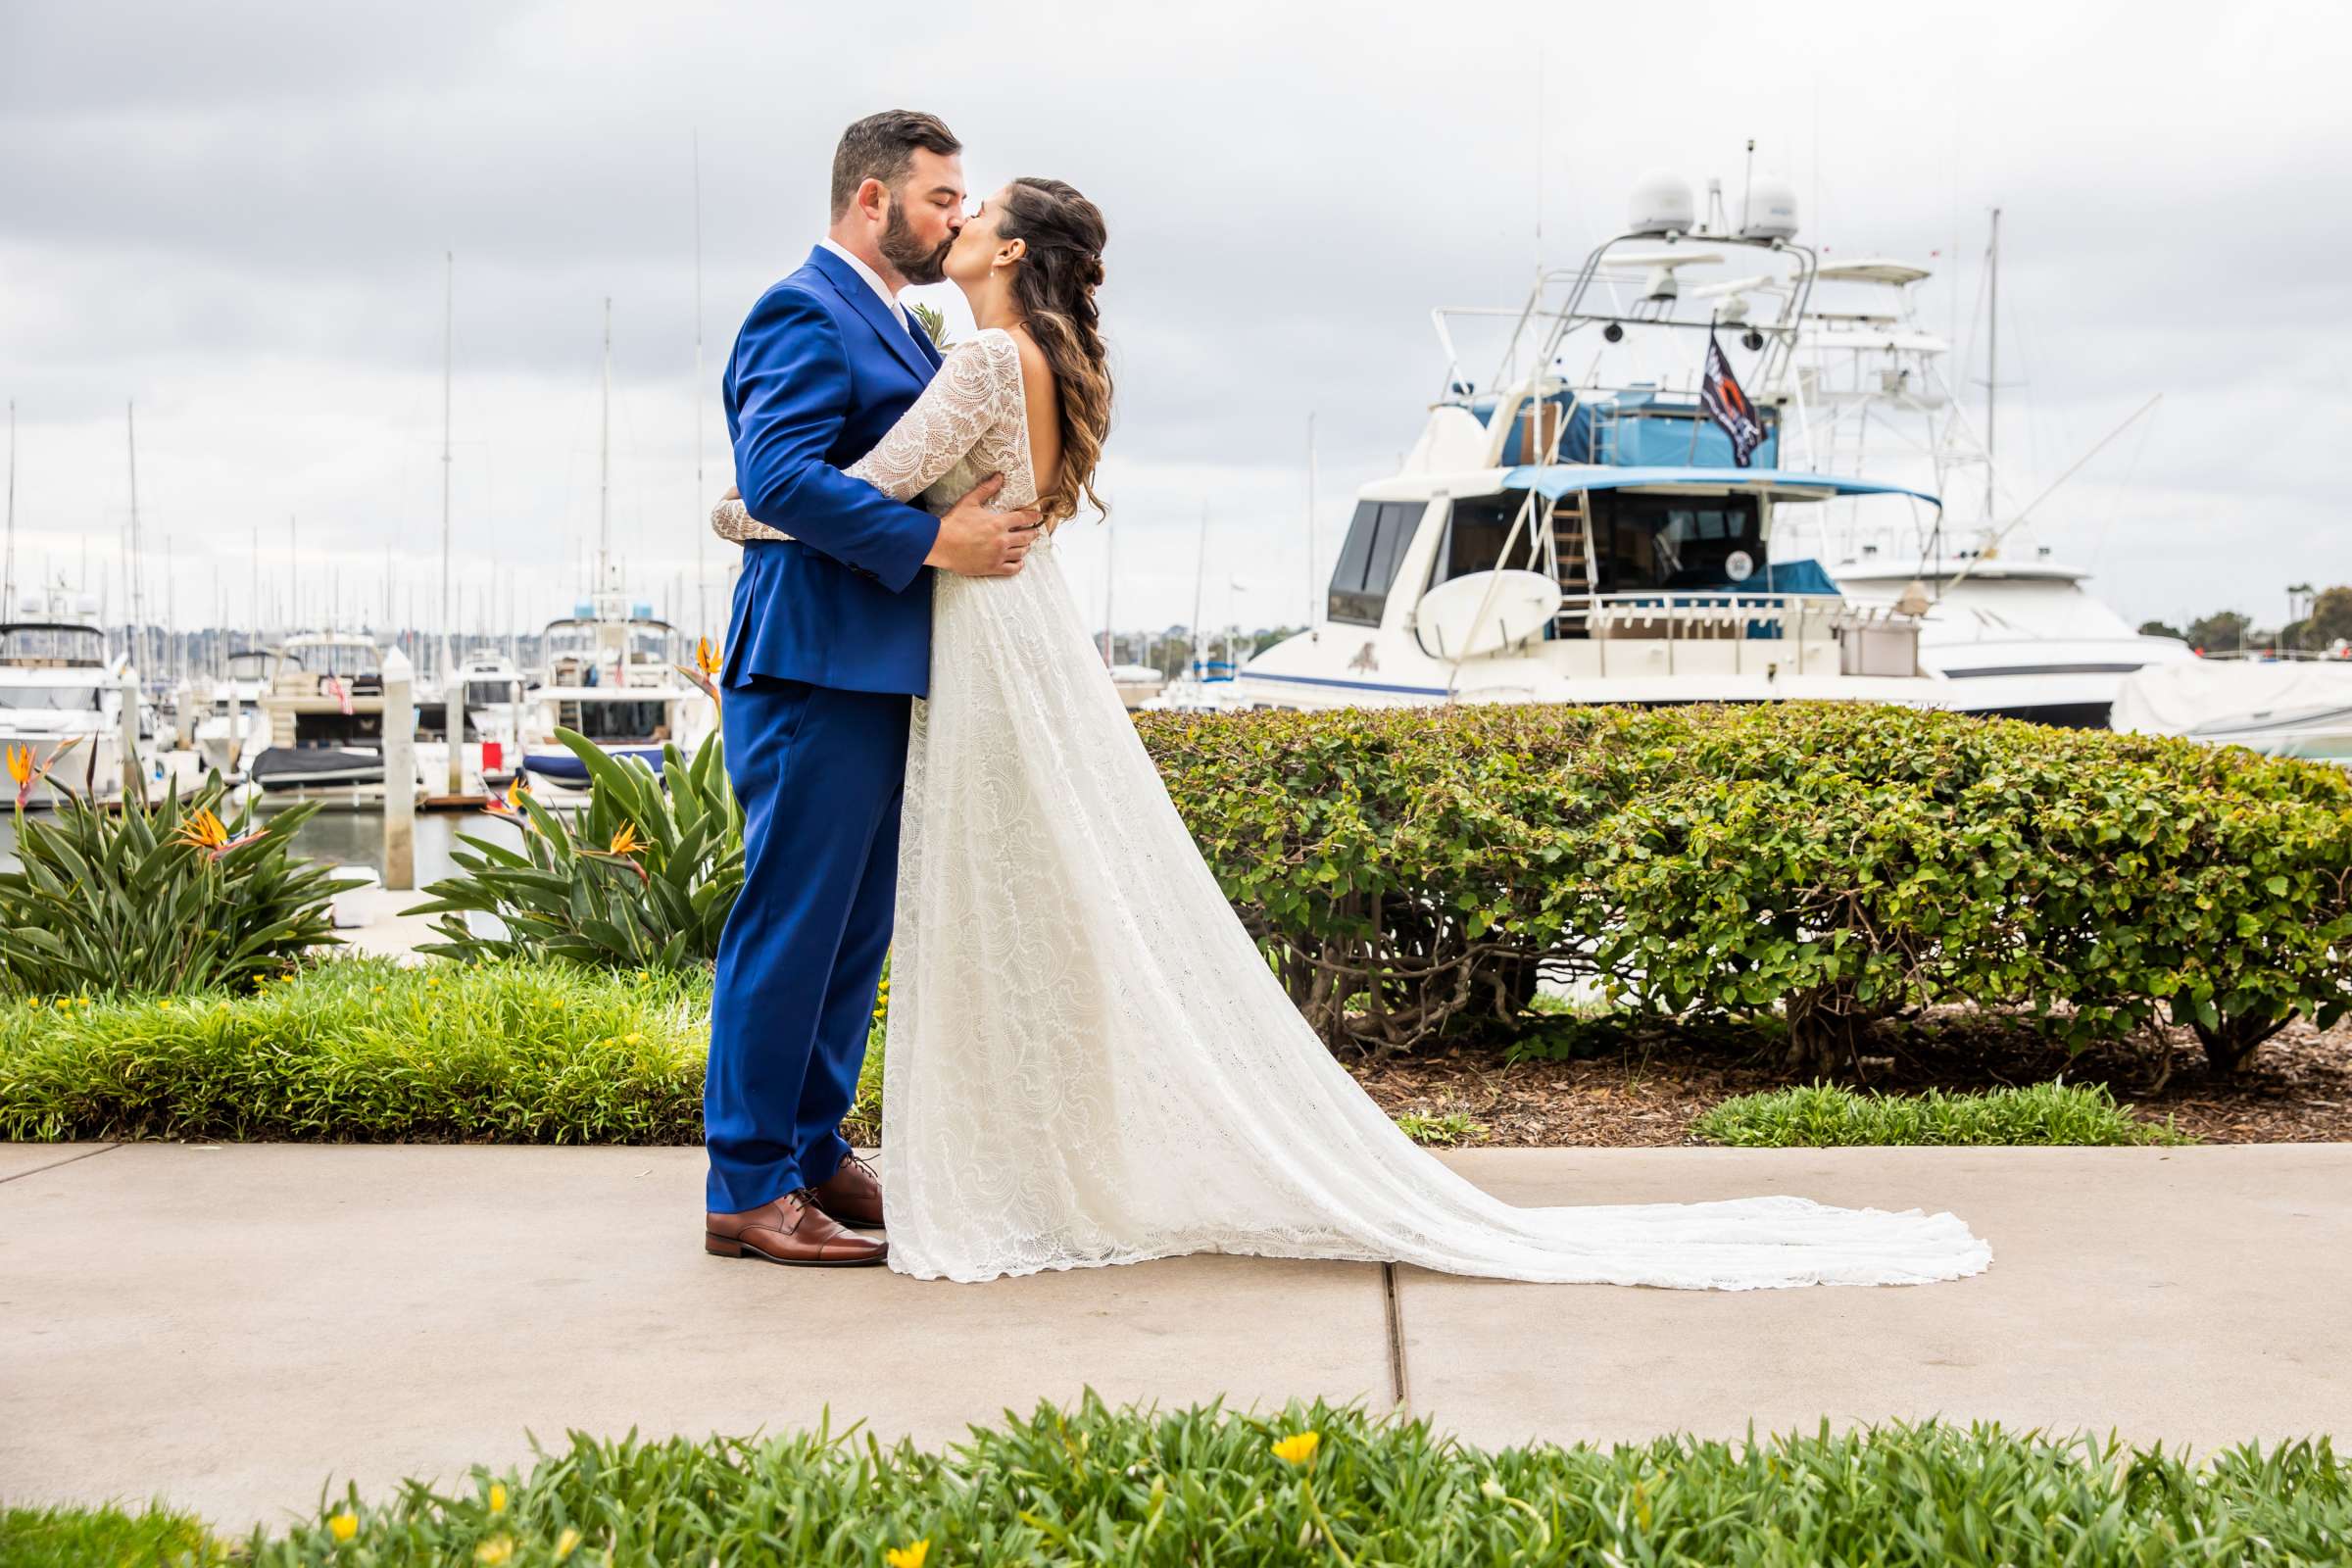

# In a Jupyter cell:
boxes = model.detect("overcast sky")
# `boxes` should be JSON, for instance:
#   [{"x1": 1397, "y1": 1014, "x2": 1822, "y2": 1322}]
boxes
[{"x1": 3, "y1": 0, "x2": 2347, "y2": 645}]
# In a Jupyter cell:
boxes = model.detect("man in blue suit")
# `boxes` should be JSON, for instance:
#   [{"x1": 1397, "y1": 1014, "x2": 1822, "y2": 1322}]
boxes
[{"x1": 703, "y1": 111, "x2": 1042, "y2": 1268}]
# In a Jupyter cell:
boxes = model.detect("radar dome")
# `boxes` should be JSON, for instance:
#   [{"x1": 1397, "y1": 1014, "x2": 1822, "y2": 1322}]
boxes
[
  {"x1": 1627, "y1": 171, "x2": 1694, "y2": 237},
  {"x1": 1740, "y1": 176, "x2": 1799, "y2": 241}
]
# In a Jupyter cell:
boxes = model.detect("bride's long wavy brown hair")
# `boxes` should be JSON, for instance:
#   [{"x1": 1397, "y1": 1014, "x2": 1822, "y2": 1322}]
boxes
[{"x1": 998, "y1": 177, "x2": 1111, "y2": 525}]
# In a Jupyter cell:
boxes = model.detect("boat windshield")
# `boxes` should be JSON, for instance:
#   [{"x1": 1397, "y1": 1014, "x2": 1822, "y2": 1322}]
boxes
[
  {"x1": 0, "y1": 625, "x2": 106, "y2": 666},
  {"x1": 283, "y1": 643, "x2": 381, "y2": 678}
]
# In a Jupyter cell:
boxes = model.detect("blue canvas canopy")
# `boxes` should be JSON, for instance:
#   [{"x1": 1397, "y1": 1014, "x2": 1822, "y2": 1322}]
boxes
[{"x1": 1500, "y1": 465, "x2": 1942, "y2": 509}]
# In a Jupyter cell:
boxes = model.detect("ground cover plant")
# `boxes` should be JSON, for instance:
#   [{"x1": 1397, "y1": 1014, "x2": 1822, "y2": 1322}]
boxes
[
  {"x1": 0, "y1": 772, "x2": 360, "y2": 1000},
  {"x1": 6, "y1": 1392, "x2": 2350, "y2": 1566},
  {"x1": 1137, "y1": 703, "x2": 2352, "y2": 1072},
  {"x1": 1690, "y1": 1079, "x2": 2192, "y2": 1148}
]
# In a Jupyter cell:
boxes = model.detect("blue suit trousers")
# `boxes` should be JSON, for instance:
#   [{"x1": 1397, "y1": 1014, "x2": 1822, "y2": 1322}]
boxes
[{"x1": 705, "y1": 674, "x2": 910, "y2": 1212}]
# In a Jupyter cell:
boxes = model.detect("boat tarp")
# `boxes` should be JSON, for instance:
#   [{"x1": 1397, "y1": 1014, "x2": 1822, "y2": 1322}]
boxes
[{"x1": 2113, "y1": 658, "x2": 2352, "y2": 749}]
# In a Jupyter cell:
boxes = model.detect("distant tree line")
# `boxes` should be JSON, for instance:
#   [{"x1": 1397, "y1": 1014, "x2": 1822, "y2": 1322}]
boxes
[{"x1": 2138, "y1": 587, "x2": 2352, "y2": 656}]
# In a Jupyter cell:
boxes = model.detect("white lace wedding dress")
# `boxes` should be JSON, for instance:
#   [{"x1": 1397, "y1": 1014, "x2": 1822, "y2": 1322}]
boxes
[{"x1": 717, "y1": 326, "x2": 1993, "y2": 1289}]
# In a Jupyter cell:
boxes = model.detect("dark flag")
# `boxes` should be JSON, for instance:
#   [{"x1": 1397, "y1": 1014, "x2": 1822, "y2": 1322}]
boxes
[{"x1": 1699, "y1": 330, "x2": 1765, "y2": 468}]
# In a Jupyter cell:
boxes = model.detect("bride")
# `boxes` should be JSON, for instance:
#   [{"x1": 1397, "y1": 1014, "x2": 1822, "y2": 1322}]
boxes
[{"x1": 715, "y1": 176, "x2": 1992, "y2": 1290}]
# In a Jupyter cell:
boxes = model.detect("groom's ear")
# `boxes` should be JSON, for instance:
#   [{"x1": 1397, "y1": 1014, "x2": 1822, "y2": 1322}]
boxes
[{"x1": 850, "y1": 176, "x2": 893, "y2": 225}]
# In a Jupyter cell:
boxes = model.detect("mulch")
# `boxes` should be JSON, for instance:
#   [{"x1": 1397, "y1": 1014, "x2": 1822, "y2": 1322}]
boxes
[{"x1": 1340, "y1": 1009, "x2": 2352, "y2": 1147}]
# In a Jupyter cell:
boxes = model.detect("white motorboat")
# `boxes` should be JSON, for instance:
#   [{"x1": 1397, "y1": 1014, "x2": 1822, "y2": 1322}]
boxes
[
  {"x1": 191, "y1": 647, "x2": 274, "y2": 779},
  {"x1": 0, "y1": 582, "x2": 130, "y2": 807},
  {"x1": 1241, "y1": 174, "x2": 1937, "y2": 712},
  {"x1": 517, "y1": 577, "x2": 712, "y2": 799},
  {"x1": 1765, "y1": 240, "x2": 2190, "y2": 725},
  {"x1": 2113, "y1": 654, "x2": 2352, "y2": 763},
  {"x1": 414, "y1": 650, "x2": 537, "y2": 795},
  {"x1": 249, "y1": 630, "x2": 422, "y2": 802}
]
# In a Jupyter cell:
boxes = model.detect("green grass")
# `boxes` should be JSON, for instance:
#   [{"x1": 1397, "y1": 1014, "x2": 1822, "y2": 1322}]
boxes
[
  {"x1": 0, "y1": 1498, "x2": 216, "y2": 1568},
  {"x1": 1692, "y1": 1080, "x2": 2194, "y2": 1148},
  {"x1": 0, "y1": 956, "x2": 712, "y2": 1145},
  {"x1": 6, "y1": 1393, "x2": 2349, "y2": 1566}
]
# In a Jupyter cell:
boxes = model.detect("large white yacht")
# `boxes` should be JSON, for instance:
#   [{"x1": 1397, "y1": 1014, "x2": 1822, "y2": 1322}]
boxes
[
  {"x1": 0, "y1": 581, "x2": 130, "y2": 807},
  {"x1": 1240, "y1": 174, "x2": 1937, "y2": 711},
  {"x1": 1765, "y1": 246, "x2": 2190, "y2": 725}
]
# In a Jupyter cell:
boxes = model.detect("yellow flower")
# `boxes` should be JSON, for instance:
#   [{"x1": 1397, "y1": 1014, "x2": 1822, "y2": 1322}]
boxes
[
  {"x1": 426, "y1": 977, "x2": 441, "y2": 988},
  {"x1": 488, "y1": 1482, "x2": 507, "y2": 1513},
  {"x1": 4, "y1": 742, "x2": 30, "y2": 788},
  {"x1": 475, "y1": 1536, "x2": 514, "y2": 1565},
  {"x1": 623, "y1": 1032, "x2": 644, "y2": 1044},
  {"x1": 173, "y1": 808, "x2": 231, "y2": 852},
  {"x1": 551, "y1": 1000, "x2": 564, "y2": 1009},
  {"x1": 554, "y1": 1526, "x2": 583, "y2": 1559},
  {"x1": 328, "y1": 1510, "x2": 358, "y2": 1542},
  {"x1": 608, "y1": 821, "x2": 647, "y2": 858},
  {"x1": 1271, "y1": 1431, "x2": 1320, "y2": 1466},
  {"x1": 372, "y1": 986, "x2": 385, "y2": 994},
  {"x1": 884, "y1": 1541, "x2": 931, "y2": 1568},
  {"x1": 26, "y1": 998, "x2": 40, "y2": 1009}
]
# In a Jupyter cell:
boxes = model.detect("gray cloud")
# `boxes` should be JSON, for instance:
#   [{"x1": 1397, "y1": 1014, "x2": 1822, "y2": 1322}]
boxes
[{"x1": 2, "y1": 0, "x2": 2347, "y2": 640}]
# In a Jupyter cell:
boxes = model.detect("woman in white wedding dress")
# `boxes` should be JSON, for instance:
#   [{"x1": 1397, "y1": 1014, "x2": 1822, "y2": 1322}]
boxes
[{"x1": 716, "y1": 177, "x2": 1991, "y2": 1290}]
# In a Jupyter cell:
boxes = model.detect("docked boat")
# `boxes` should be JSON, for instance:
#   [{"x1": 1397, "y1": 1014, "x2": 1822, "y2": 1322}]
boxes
[
  {"x1": 415, "y1": 650, "x2": 536, "y2": 794},
  {"x1": 191, "y1": 647, "x2": 274, "y2": 779},
  {"x1": 0, "y1": 582, "x2": 130, "y2": 807},
  {"x1": 1766, "y1": 241, "x2": 2190, "y2": 725},
  {"x1": 516, "y1": 577, "x2": 712, "y2": 796},
  {"x1": 2113, "y1": 655, "x2": 2352, "y2": 763},
  {"x1": 1240, "y1": 175, "x2": 1936, "y2": 711},
  {"x1": 249, "y1": 631, "x2": 421, "y2": 801}
]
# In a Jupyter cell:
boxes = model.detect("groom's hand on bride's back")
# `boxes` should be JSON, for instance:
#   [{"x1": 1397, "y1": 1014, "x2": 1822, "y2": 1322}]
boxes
[{"x1": 926, "y1": 473, "x2": 1045, "y2": 577}]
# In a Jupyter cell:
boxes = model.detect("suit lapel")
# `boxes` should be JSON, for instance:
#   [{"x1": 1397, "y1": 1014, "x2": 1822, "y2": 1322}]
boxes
[{"x1": 806, "y1": 245, "x2": 934, "y2": 384}]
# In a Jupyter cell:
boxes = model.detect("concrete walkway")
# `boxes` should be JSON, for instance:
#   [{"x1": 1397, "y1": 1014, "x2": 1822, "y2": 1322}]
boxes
[{"x1": 4, "y1": 1142, "x2": 2347, "y2": 1533}]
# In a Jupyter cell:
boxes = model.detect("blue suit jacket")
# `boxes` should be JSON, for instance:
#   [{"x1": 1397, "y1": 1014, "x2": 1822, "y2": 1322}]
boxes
[{"x1": 721, "y1": 245, "x2": 945, "y2": 697}]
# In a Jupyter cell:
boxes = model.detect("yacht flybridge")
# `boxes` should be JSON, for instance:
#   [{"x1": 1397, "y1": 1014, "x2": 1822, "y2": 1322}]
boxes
[
  {"x1": 1766, "y1": 236, "x2": 2189, "y2": 725},
  {"x1": 1241, "y1": 173, "x2": 1940, "y2": 711}
]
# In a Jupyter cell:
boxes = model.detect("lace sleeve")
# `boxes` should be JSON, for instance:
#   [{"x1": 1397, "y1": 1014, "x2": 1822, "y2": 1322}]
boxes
[
  {"x1": 712, "y1": 328, "x2": 1021, "y2": 544},
  {"x1": 844, "y1": 328, "x2": 1022, "y2": 501}
]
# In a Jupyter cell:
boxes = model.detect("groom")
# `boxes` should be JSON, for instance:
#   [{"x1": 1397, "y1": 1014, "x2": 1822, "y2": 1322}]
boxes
[{"x1": 703, "y1": 110, "x2": 1042, "y2": 1267}]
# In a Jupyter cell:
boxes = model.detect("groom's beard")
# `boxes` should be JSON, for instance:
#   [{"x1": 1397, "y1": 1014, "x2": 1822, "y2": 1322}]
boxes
[{"x1": 879, "y1": 200, "x2": 954, "y2": 285}]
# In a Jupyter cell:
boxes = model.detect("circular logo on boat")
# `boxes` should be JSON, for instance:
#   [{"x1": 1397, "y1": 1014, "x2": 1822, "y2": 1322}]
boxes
[{"x1": 1724, "y1": 550, "x2": 1755, "y2": 583}]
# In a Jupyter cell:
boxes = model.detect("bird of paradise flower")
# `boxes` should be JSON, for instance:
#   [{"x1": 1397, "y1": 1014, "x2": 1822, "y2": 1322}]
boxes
[{"x1": 6, "y1": 736, "x2": 84, "y2": 808}]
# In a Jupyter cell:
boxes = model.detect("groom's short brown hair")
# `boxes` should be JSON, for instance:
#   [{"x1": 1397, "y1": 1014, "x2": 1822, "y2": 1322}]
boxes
[{"x1": 830, "y1": 111, "x2": 962, "y2": 220}]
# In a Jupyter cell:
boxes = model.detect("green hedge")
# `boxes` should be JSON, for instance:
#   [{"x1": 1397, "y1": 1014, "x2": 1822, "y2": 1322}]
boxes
[
  {"x1": 1137, "y1": 704, "x2": 2352, "y2": 1068},
  {"x1": 9, "y1": 1394, "x2": 2349, "y2": 1566}
]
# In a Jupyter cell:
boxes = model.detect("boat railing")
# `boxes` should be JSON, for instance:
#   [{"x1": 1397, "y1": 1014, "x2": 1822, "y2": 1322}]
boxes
[{"x1": 1558, "y1": 591, "x2": 1920, "y2": 677}]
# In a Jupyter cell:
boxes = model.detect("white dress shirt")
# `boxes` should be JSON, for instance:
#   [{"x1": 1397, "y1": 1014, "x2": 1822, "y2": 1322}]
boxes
[{"x1": 817, "y1": 237, "x2": 906, "y2": 327}]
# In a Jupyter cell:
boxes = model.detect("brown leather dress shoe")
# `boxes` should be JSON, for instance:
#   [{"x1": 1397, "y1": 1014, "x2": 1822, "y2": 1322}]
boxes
[
  {"x1": 807, "y1": 1150, "x2": 884, "y2": 1230},
  {"x1": 705, "y1": 1188, "x2": 887, "y2": 1267}
]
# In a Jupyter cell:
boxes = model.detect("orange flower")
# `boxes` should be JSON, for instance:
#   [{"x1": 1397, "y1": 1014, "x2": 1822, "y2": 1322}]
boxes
[
  {"x1": 173, "y1": 808, "x2": 230, "y2": 851},
  {"x1": 675, "y1": 636, "x2": 724, "y2": 705},
  {"x1": 581, "y1": 820, "x2": 651, "y2": 884},
  {"x1": 9, "y1": 735, "x2": 83, "y2": 808},
  {"x1": 485, "y1": 776, "x2": 533, "y2": 816},
  {"x1": 172, "y1": 807, "x2": 267, "y2": 859}
]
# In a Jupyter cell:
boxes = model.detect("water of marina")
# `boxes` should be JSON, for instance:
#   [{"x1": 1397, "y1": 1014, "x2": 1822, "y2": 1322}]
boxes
[{"x1": 0, "y1": 800, "x2": 532, "y2": 884}]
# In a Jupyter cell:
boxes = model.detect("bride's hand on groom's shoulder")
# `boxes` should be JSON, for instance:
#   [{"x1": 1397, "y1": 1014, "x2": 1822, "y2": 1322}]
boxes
[{"x1": 926, "y1": 473, "x2": 1045, "y2": 578}]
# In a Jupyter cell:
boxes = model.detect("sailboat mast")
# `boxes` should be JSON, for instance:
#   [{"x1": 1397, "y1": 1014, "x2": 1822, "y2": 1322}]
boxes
[
  {"x1": 1984, "y1": 206, "x2": 2000, "y2": 524},
  {"x1": 600, "y1": 296, "x2": 612, "y2": 588},
  {"x1": 1190, "y1": 503, "x2": 1209, "y2": 678},
  {"x1": 693, "y1": 130, "x2": 707, "y2": 641},
  {"x1": 440, "y1": 251, "x2": 454, "y2": 687},
  {"x1": 125, "y1": 402, "x2": 146, "y2": 676},
  {"x1": 4, "y1": 400, "x2": 16, "y2": 615}
]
